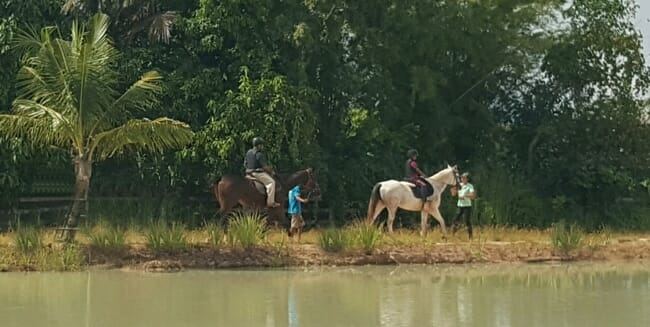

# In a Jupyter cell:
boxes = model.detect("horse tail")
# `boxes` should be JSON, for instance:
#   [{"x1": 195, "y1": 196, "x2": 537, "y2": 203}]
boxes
[
  {"x1": 212, "y1": 177, "x2": 226, "y2": 210},
  {"x1": 366, "y1": 183, "x2": 382, "y2": 222}
]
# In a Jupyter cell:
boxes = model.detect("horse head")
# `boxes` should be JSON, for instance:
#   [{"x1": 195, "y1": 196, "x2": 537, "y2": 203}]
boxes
[
  {"x1": 281, "y1": 168, "x2": 322, "y2": 201},
  {"x1": 447, "y1": 164, "x2": 460, "y2": 187},
  {"x1": 430, "y1": 164, "x2": 461, "y2": 187},
  {"x1": 302, "y1": 168, "x2": 322, "y2": 201}
]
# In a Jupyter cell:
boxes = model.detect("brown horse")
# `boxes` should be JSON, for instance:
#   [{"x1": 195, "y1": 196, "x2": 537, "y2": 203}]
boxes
[{"x1": 213, "y1": 168, "x2": 320, "y2": 226}]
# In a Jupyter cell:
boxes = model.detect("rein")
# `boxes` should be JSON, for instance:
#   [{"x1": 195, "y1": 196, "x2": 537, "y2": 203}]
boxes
[{"x1": 303, "y1": 169, "x2": 320, "y2": 201}]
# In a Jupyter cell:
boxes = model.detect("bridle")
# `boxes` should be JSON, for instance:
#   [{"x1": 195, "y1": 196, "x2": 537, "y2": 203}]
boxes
[
  {"x1": 450, "y1": 167, "x2": 461, "y2": 188},
  {"x1": 303, "y1": 169, "x2": 320, "y2": 200}
]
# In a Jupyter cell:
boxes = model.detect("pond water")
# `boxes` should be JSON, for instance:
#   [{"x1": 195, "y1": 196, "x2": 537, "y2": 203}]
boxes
[{"x1": 1, "y1": 263, "x2": 649, "y2": 327}]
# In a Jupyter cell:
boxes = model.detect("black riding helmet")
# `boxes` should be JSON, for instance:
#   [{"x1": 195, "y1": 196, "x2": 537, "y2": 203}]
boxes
[
  {"x1": 253, "y1": 137, "x2": 265, "y2": 146},
  {"x1": 407, "y1": 149, "x2": 419, "y2": 158}
]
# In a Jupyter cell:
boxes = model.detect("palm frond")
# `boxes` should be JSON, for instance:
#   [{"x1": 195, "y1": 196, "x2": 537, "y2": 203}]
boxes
[
  {"x1": 0, "y1": 114, "x2": 74, "y2": 149},
  {"x1": 11, "y1": 25, "x2": 52, "y2": 57},
  {"x1": 149, "y1": 11, "x2": 176, "y2": 43},
  {"x1": 112, "y1": 71, "x2": 163, "y2": 111},
  {"x1": 90, "y1": 117, "x2": 194, "y2": 159},
  {"x1": 13, "y1": 99, "x2": 74, "y2": 127},
  {"x1": 2, "y1": 12, "x2": 190, "y2": 161},
  {"x1": 70, "y1": 13, "x2": 121, "y2": 136},
  {"x1": 87, "y1": 70, "x2": 163, "y2": 135},
  {"x1": 61, "y1": 0, "x2": 81, "y2": 14},
  {"x1": 125, "y1": 9, "x2": 176, "y2": 43},
  {"x1": 13, "y1": 27, "x2": 78, "y2": 114}
]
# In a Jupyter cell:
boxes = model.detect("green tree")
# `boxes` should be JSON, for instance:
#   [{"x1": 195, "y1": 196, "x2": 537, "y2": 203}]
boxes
[
  {"x1": 195, "y1": 69, "x2": 317, "y2": 177},
  {"x1": 0, "y1": 13, "x2": 194, "y2": 240},
  {"x1": 61, "y1": 0, "x2": 190, "y2": 45},
  {"x1": 493, "y1": 0, "x2": 650, "y2": 226}
]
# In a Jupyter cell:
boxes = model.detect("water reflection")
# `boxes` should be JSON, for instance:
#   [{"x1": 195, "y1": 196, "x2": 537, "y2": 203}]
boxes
[{"x1": 1, "y1": 263, "x2": 649, "y2": 327}]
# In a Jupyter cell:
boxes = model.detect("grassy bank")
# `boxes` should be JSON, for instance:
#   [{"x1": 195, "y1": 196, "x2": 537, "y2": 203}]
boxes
[{"x1": 1, "y1": 217, "x2": 649, "y2": 272}]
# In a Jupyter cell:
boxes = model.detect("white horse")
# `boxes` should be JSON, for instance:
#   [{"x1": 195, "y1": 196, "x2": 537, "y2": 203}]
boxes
[{"x1": 367, "y1": 165, "x2": 461, "y2": 236}]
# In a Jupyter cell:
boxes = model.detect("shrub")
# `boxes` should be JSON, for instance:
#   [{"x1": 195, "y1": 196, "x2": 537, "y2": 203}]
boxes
[
  {"x1": 227, "y1": 211, "x2": 267, "y2": 248},
  {"x1": 318, "y1": 228, "x2": 350, "y2": 253},
  {"x1": 144, "y1": 220, "x2": 188, "y2": 251},
  {"x1": 15, "y1": 226, "x2": 43, "y2": 253},
  {"x1": 205, "y1": 223, "x2": 225, "y2": 247},
  {"x1": 349, "y1": 220, "x2": 382, "y2": 253},
  {"x1": 87, "y1": 221, "x2": 127, "y2": 251},
  {"x1": 550, "y1": 220, "x2": 584, "y2": 255}
]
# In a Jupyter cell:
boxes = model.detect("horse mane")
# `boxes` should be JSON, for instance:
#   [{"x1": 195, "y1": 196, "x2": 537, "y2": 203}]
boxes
[
  {"x1": 428, "y1": 167, "x2": 453, "y2": 184},
  {"x1": 429, "y1": 168, "x2": 449, "y2": 179},
  {"x1": 278, "y1": 169, "x2": 308, "y2": 184}
]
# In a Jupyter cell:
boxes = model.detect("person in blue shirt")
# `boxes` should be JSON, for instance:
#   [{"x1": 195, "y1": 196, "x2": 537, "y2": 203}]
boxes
[{"x1": 288, "y1": 184, "x2": 309, "y2": 241}]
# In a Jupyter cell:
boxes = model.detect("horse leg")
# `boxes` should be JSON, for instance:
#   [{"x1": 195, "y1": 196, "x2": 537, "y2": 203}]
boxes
[
  {"x1": 420, "y1": 210, "x2": 429, "y2": 237},
  {"x1": 217, "y1": 197, "x2": 240, "y2": 227},
  {"x1": 387, "y1": 207, "x2": 397, "y2": 234},
  {"x1": 430, "y1": 207, "x2": 448, "y2": 240}
]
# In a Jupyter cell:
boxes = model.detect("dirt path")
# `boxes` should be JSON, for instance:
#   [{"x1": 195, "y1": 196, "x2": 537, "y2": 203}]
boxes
[{"x1": 79, "y1": 238, "x2": 650, "y2": 272}]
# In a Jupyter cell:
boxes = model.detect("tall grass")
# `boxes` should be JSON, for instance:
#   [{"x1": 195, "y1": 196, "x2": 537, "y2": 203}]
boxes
[
  {"x1": 86, "y1": 220, "x2": 127, "y2": 251},
  {"x1": 550, "y1": 220, "x2": 584, "y2": 255},
  {"x1": 318, "y1": 228, "x2": 350, "y2": 253},
  {"x1": 6, "y1": 225, "x2": 83, "y2": 271},
  {"x1": 205, "y1": 222, "x2": 225, "y2": 247},
  {"x1": 348, "y1": 220, "x2": 383, "y2": 253},
  {"x1": 474, "y1": 166, "x2": 547, "y2": 227},
  {"x1": 144, "y1": 220, "x2": 189, "y2": 251},
  {"x1": 227, "y1": 211, "x2": 267, "y2": 248},
  {"x1": 15, "y1": 226, "x2": 43, "y2": 253},
  {"x1": 5, "y1": 244, "x2": 83, "y2": 272}
]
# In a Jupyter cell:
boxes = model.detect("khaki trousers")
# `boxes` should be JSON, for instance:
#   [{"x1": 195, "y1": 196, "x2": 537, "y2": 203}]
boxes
[{"x1": 251, "y1": 172, "x2": 277, "y2": 206}]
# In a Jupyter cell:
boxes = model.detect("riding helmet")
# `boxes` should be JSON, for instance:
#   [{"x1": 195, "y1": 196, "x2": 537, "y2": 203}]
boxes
[
  {"x1": 407, "y1": 149, "x2": 419, "y2": 157},
  {"x1": 253, "y1": 137, "x2": 265, "y2": 146}
]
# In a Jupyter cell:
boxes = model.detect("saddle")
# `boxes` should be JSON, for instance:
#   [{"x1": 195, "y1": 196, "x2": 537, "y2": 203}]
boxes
[
  {"x1": 245, "y1": 175, "x2": 281, "y2": 197},
  {"x1": 404, "y1": 178, "x2": 434, "y2": 201}
]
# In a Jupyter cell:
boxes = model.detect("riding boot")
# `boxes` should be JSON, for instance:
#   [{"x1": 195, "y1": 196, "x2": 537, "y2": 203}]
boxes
[{"x1": 265, "y1": 183, "x2": 279, "y2": 207}]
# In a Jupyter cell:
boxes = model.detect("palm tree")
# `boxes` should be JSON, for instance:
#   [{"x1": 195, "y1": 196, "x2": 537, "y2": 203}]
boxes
[
  {"x1": 62, "y1": 0, "x2": 176, "y2": 44},
  {"x1": 0, "y1": 13, "x2": 194, "y2": 241}
]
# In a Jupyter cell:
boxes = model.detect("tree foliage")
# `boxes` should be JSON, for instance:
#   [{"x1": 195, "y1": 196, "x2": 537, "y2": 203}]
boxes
[
  {"x1": 1, "y1": 0, "x2": 649, "y2": 229},
  {"x1": 0, "y1": 13, "x2": 193, "y2": 237}
]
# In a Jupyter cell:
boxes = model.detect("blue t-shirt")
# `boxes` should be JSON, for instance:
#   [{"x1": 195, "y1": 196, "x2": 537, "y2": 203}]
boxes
[{"x1": 288, "y1": 185, "x2": 302, "y2": 214}]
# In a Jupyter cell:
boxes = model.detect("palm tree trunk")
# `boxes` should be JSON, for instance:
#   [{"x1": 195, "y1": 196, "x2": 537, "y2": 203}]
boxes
[{"x1": 65, "y1": 156, "x2": 92, "y2": 242}]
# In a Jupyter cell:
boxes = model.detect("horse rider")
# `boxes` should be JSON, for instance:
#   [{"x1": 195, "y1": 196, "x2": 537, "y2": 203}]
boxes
[
  {"x1": 244, "y1": 137, "x2": 280, "y2": 208},
  {"x1": 405, "y1": 149, "x2": 428, "y2": 200}
]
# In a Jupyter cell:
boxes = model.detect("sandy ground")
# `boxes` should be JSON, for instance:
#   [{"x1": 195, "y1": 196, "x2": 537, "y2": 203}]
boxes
[
  {"x1": 2, "y1": 228, "x2": 649, "y2": 272},
  {"x1": 92, "y1": 237, "x2": 650, "y2": 272}
]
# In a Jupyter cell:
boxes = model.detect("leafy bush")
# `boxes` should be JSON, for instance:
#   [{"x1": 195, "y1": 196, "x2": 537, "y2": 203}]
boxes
[
  {"x1": 550, "y1": 220, "x2": 584, "y2": 255},
  {"x1": 318, "y1": 228, "x2": 350, "y2": 253},
  {"x1": 226, "y1": 211, "x2": 267, "y2": 248},
  {"x1": 87, "y1": 221, "x2": 127, "y2": 251},
  {"x1": 205, "y1": 222, "x2": 225, "y2": 247},
  {"x1": 349, "y1": 220, "x2": 382, "y2": 253},
  {"x1": 15, "y1": 226, "x2": 43, "y2": 253},
  {"x1": 144, "y1": 220, "x2": 188, "y2": 251}
]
